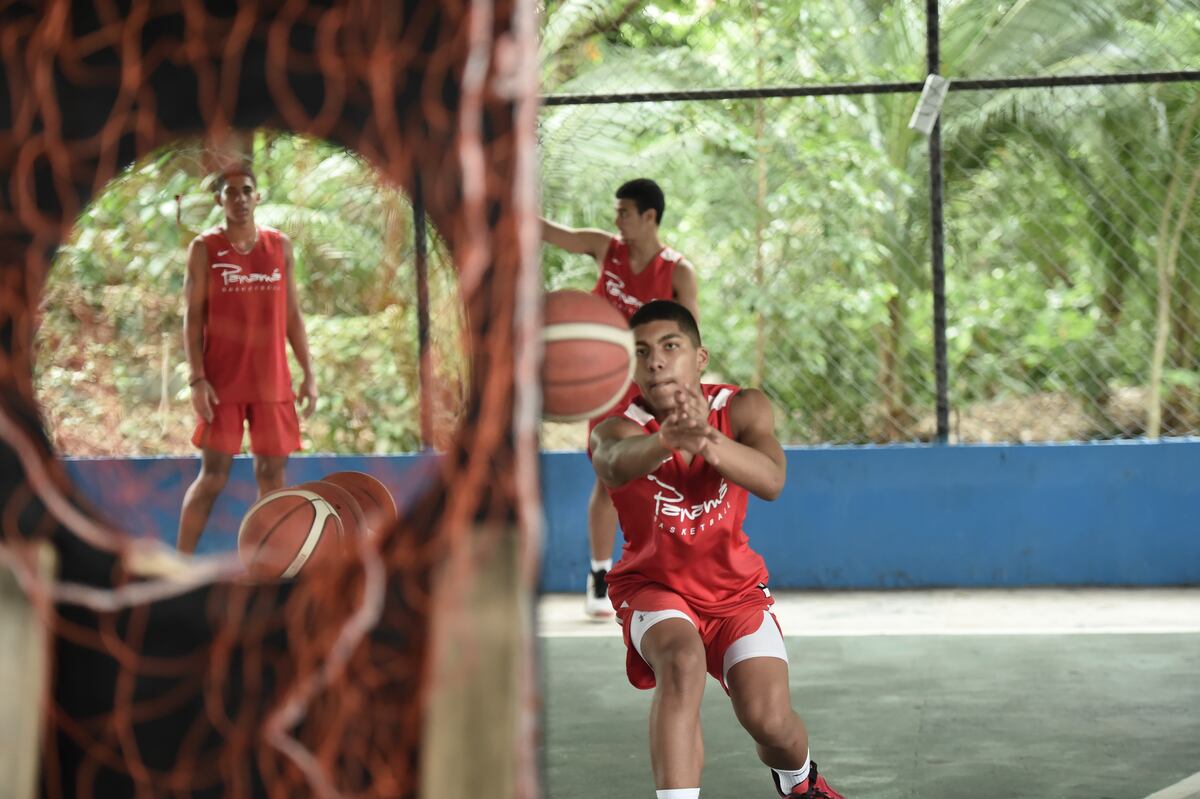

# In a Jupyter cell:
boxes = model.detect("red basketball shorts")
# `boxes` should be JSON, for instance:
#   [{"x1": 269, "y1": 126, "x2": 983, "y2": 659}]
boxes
[
  {"x1": 615, "y1": 584, "x2": 784, "y2": 694},
  {"x1": 192, "y1": 401, "x2": 301, "y2": 456}
]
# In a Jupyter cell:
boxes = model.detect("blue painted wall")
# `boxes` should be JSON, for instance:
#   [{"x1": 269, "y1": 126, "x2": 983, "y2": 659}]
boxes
[
  {"x1": 64, "y1": 440, "x2": 1200, "y2": 589},
  {"x1": 62, "y1": 454, "x2": 438, "y2": 558}
]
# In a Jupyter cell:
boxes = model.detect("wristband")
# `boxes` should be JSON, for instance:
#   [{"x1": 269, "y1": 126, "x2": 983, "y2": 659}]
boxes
[{"x1": 189, "y1": 376, "x2": 207, "y2": 387}]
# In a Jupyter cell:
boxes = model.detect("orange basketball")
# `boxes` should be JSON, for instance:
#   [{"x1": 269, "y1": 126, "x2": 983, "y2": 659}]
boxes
[
  {"x1": 322, "y1": 471, "x2": 398, "y2": 537},
  {"x1": 542, "y1": 289, "x2": 635, "y2": 422},
  {"x1": 237, "y1": 488, "x2": 343, "y2": 579},
  {"x1": 297, "y1": 480, "x2": 367, "y2": 542}
]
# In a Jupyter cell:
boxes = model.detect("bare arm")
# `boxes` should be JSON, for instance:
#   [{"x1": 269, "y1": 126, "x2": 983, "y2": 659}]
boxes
[
  {"x1": 183, "y1": 239, "x2": 218, "y2": 422},
  {"x1": 672, "y1": 259, "x2": 700, "y2": 322},
  {"x1": 183, "y1": 239, "x2": 207, "y2": 381},
  {"x1": 541, "y1": 217, "x2": 611, "y2": 262},
  {"x1": 591, "y1": 385, "x2": 732, "y2": 487},
  {"x1": 282, "y1": 236, "x2": 318, "y2": 417},
  {"x1": 702, "y1": 389, "x2": 786, "y2": 500},
  {"x1": 590, "y1": 416, "x2": 674, "y2": 488}
]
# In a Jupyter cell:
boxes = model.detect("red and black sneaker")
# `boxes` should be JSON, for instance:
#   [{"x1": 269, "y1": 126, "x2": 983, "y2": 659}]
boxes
[{"x1": 771, "y1": 761, "x2": 845, "y2": 799}]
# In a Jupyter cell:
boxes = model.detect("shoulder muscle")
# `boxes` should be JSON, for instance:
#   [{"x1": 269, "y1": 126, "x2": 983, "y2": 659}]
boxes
[{"x1": 728, "y1": 389, "x2": 775, "y2": 438}]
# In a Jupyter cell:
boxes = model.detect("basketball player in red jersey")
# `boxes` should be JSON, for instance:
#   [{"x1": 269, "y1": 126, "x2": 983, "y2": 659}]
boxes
[
  {"x1": 177, "y1": 165, "x2": 317, "y2": 553},
  {"x1": 541, "y1": 178, "x2": 699, "y2": 618},
  {"x1": 590, "y1": 301, "x2": 844, "y2": 799}
]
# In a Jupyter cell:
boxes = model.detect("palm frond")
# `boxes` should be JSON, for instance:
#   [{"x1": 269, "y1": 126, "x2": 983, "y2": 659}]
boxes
[{"x1": 944, "y1": 0, "x2": 1119, "y2": 78}]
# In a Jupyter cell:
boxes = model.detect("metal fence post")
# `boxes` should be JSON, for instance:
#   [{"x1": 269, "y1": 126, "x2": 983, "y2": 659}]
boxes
[
  {"x1": 927, "y1": 0, "x2": 950, "y2": 444},
  {"x1": 414, "y1": 173, "x2": 433, "y2": 450}
]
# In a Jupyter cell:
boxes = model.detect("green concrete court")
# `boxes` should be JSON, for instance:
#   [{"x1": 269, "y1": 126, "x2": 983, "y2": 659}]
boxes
[{"x1": 539, "y1": 592, "x2": 1200, "y2": 799}]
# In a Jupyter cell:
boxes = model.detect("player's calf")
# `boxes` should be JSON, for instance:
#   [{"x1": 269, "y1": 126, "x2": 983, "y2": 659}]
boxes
[
  {"x1": 741, "y1": 704, "x2": 807, "y2": 757},
  {"x1": 252, "y1": 455, "x2": 287, "y2": 496}
]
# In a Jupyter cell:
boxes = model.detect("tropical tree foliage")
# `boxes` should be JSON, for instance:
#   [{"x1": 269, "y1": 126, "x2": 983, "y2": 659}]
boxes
[{"x1": 539, "y1": 0, "x2": 1200, "y2": 442}]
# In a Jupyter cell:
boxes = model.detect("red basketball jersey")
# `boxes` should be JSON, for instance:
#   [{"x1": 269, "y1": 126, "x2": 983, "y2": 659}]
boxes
[
  {"x1": 592, "y1": 237, "x2": 682, "y2": 320},
  {"x1": 605, "y1": 384, "x2": 772, "y2": 617},
  {"x1": 199, "y1": 226, "x2": 293, "y2": 403}
]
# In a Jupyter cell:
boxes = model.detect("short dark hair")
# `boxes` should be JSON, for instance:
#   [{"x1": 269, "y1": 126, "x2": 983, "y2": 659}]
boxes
[
  {"x1": 213, "y1": 162, "x2": 257, "y2": 193},
  {"x1": 615, "y1": 178, "x2": 665, "y2": 226},
  {"x1": 629, "y1": 300, "x2": 701, "y2": 347}
]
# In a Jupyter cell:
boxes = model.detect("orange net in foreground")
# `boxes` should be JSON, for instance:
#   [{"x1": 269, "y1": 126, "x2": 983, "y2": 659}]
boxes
[{"x1": 0, "y1": 2, "x2": 542, "y2": 798}]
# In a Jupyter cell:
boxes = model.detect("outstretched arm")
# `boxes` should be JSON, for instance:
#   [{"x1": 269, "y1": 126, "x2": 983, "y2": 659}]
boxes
[
  {"x1": 541, "y1": 217, "x2": 611, "y2": 262},
  {"x1": 282, "y1": 236, "x2": 318, "y2": 418},
  {"x1": 590, "y1": 417, "x2": 673, "y2": 488},
  {"x1": 591, "y1": 391, "x2": 730, "y2": 487}
]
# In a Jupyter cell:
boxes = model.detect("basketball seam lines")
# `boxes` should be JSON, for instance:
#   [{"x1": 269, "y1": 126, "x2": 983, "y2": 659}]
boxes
[
  {"x1": 542, "y1": 322, "x2": 634, "y2": 352},
  {"x1": 281, "y1": 502, "x2": 341, "y2": 579},
  {"x1": 237, "y1": 489, "x2": 342, "y2": 578},
  {"x1": 254, "y1": 502, "x2": 316, "y2": 563},
  {"x1": 237, "y1": 489, "x2": 327, "y2": 548},
  {"x1": 542, "y1": 322, "x2": 637, "y2": 423}
]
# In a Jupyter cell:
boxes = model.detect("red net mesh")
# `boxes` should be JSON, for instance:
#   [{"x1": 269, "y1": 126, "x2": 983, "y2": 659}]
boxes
[{"x1": 0, "y1": 2, "x2": 542, "y2": 797}]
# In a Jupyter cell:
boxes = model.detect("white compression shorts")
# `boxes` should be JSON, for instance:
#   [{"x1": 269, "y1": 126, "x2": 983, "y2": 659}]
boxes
[{"x1": 629, "y1": 608, "x2": 788, "y2": 684}]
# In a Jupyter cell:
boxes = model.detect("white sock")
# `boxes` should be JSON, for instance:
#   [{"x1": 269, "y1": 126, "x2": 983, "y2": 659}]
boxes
[
  {"x1": 591, "y1": 558, "x2": 613, "y2": 572},
  {"x1": 771, "y1": 751, "x2": 811, "y2": 793},
  {"x1": 655, "y1": 790, "x2": 699, "y2": 799}
]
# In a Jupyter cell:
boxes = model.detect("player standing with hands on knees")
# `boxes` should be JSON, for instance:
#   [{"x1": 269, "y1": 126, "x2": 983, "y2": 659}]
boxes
[
  {"x1": 177, "y1": 164, "x2": 318, "y2": 554},
  {"x1": 590, "y1": 300, "x2": 844, "y2": 799},
  {"x1": 541, "y1": 178, "x2": 700, "y2": 617}
]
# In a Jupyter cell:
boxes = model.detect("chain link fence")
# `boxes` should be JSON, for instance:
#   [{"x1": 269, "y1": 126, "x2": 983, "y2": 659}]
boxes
[
  {"x1": 540, "y1": 93, "x2": 935, "y2": 445},
  {"x1": 943, "y1": 81, "x2": 1200, "y2": 441},
  {"x1": 540, "y1": 0, "x2": 1200, "y2": 445}
]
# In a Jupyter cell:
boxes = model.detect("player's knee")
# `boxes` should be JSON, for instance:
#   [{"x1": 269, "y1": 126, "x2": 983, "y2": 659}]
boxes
[
  {"x1": 254, "y1": 459, "x2": 285, "y2": 487},
  {"x1": 739, "y1": 701, "x2": 797, "y2": 747},
  {"x1": 195, "y1": 467, "x2": 230, "y2": 496},
  {"x1": 589, "y1": 478, "x2": 610, "y2": 504},
  {"x1": 652, "y1": 643, "x2": 706, "y2": 692}
]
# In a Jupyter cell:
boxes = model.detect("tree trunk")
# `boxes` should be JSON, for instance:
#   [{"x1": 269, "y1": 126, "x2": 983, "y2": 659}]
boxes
[
  {"x1": 1149, "y1": 95, "x2": 1200, "y2": 437},
  {"x1": 1167, "y1": 230, "x2": 1200, "y2": 429},
  {"x1": 1169, "y1": 230, "x2": 1199, "y2": 370},
  {"x1": 1095, "y1": 115, "x2": 1140, "y2": 331},
  {"x1": 376, "y1": 191, "x2": 410, "y2": 314},
  {"x1": 878, "y1": 291, "x2": 907, "y2": 441},
  {"x1": 1150, "y1": 163, "x2": 1200, "y2": 436}
]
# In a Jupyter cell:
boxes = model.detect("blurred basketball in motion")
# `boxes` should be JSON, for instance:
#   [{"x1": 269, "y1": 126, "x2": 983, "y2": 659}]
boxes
[
  {"x1": 297, "y1": 480, "x2": 368, "y2": 542},
  {"x1": 542, "y1": 289, "x2": 635, "y2": 422},
  {"x1": 323, "y1": 471, "x2": 398, "y2": 537},
  {"x1": 237, "y1": 488, "x2": 343, "y2": 579}
]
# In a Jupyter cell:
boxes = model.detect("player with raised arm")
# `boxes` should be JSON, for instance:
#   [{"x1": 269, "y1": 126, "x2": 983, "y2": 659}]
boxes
[
  {"x1": 542, "y1": 178, "x2": 699, "y2": 617},
  {"x1": 590, "y1": 300, "x2": 844, "y2": 799}
]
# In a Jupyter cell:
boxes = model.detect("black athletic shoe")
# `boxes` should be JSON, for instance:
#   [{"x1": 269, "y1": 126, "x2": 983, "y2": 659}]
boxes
[{"x1": 584, "y1": 568, "x2": 613, "y2": 618}]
